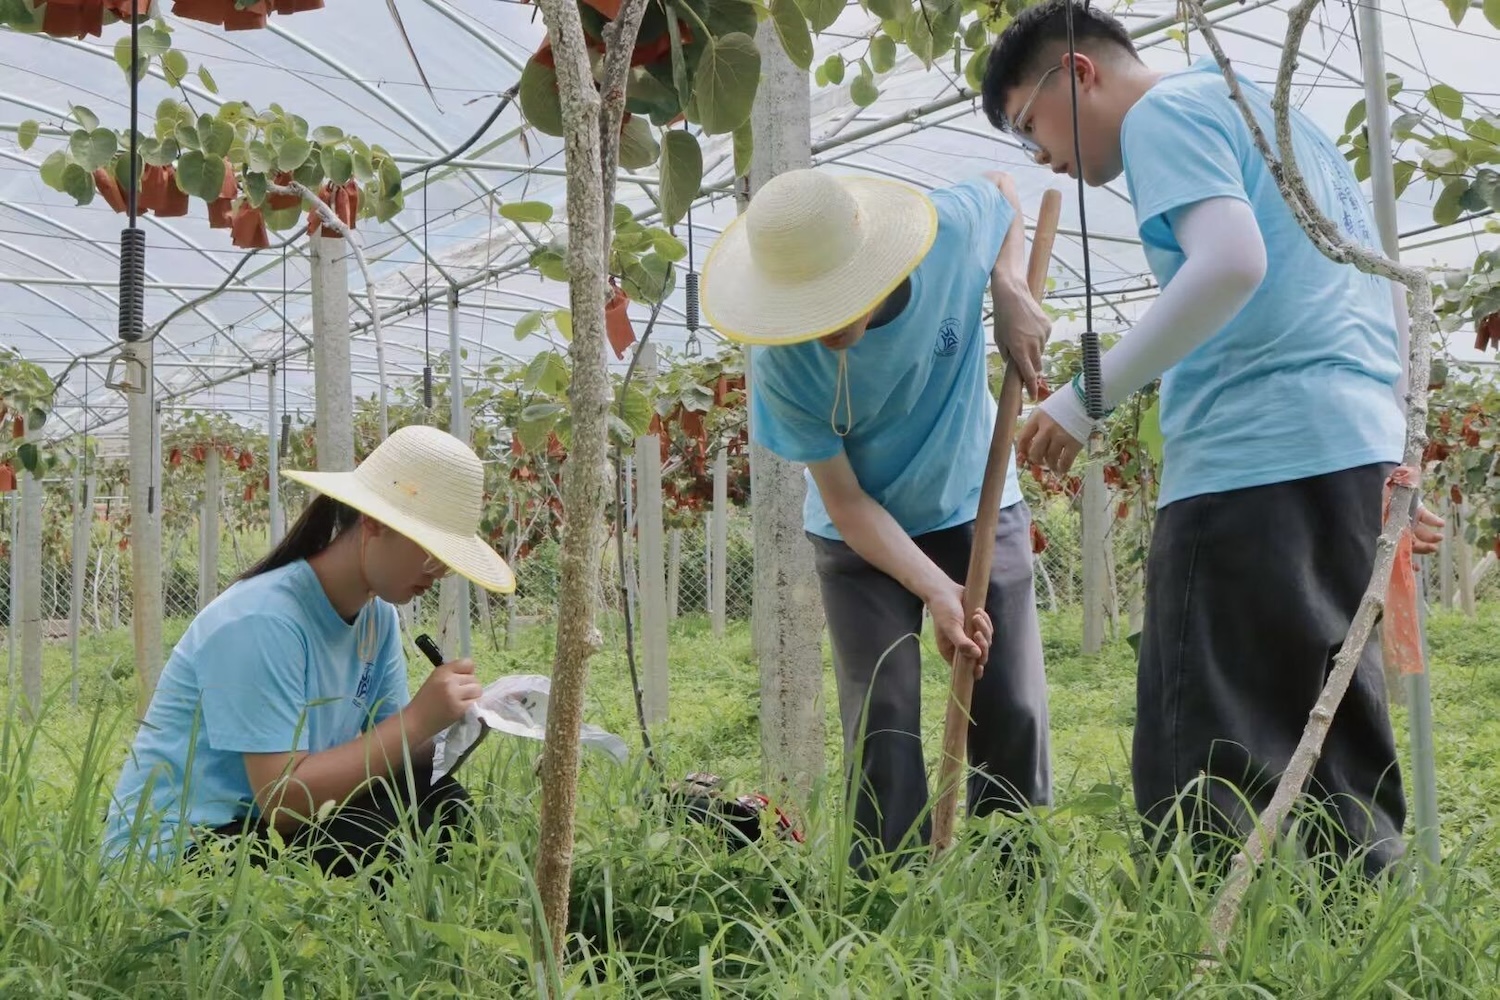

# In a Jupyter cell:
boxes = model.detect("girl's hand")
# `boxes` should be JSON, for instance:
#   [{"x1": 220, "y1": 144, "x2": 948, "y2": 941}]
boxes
[{"x1": 410, "y1": 659, "x2": 482, "y2": 738}]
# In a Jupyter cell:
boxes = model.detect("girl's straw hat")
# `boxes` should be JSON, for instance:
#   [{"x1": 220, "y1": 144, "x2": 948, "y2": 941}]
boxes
[
  {"x1": 283, "y1": 424, "x2": 516, "y2": 593},
  {"x1": 701, "y1": 169, "x2": 937, "y2": 345}
]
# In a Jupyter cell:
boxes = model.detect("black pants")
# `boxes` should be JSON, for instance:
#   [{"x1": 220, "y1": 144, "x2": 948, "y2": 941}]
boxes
[
  {"x1": 809, "y1": 502, "x2": 1052, "y2": 870},
  {"x1": 1134, "y1": 462, "x2": 1407, "y2": 877},
  {"x1": 199, "y1": 754, "x2": 473, "y2": 879}
]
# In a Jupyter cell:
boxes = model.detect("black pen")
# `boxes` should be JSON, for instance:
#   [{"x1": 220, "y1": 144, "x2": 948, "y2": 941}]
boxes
[{"x1": 414, "y1": 633, "x2": 446, "y2": 669}]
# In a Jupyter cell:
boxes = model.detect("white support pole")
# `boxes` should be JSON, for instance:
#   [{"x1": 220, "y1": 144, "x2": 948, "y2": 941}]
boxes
[
  {"x1": 69, "y1": 466, "x2": 93, "y2": 706},
  {"x1": 623, "y1": 454, "x2": 638, "y2": 626},
  {"x1": 666, "y1": 528, "x2": 682, "y2": 621},
  {"x1": 1456, "y1": 502, "x2": 1476, "y2": 616},
  {"x1": 1359, "y1": 0, "x2": 1440, "y2": 883},
  {"x1": 746, "y1": 20, "x2": 826, "y2": 804},
  {"x1": 267, "y1": 364, "x2": 284, "y2": 545},
  {"x1": 310, "y1": 234, "x2": 355, "y2": 472},
  {"x1": 7, "y1": 495, "x2": 16, "y2": 708},
  {"x1": 634, "y1": 341, "x2": 669, "y2": 724},
  {"x1": 703, "y1": 515, "x2": 712, "y2": 616},
  {"x1": 711, "y1": 446, "x2": 728, "y2": 638},
  {"x1": 199, "y1": 448, "x2": 221, "y2": 610},
  {"x1": 18, "y1": 455, "x2": 42, "y2": 720},
  {"x1": 1080, "y1": 466, "x2": 1109, "y2": 655},
  {"x1": 439, "y1": 286, "x2": 472, "y2": 657},
  {"x1": 126, "y1": 340, "x2": 163, "y2": 708},
  {"x1": 1438, "y1": 496, "x2": 1455, "y2": 608}
]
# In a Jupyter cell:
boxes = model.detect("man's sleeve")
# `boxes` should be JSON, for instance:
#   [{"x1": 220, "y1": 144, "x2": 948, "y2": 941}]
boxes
[
  {"x1": 1122, "y1": 91, "x2": 1250, "y2": 251},
  {"x1": 933, "y1": 178, "x2": 1016, "y2": 277},
  {"x1": 368, "y1": 603, "x2": 411, "y2": 727},
  {"x1": 194, "y1": 615, "x2": 313, "y2": 754},
  {"x1": 749, "y1": 347, "x2": 843, "y2": 465}
]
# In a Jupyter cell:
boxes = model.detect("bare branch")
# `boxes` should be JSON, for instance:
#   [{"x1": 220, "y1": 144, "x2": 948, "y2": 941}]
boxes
[
  {"x1": 598, "y1": 0, "x2": 654, "y2": 233},
  {"x1": 1184, "y1": 0, "x2": 1435, "y2": 959}
]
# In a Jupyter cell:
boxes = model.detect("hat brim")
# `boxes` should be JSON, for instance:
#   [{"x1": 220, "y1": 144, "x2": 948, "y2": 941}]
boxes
[
  {"x1": 282, "y1": 468, "x2": 517, "y2": 594},
  {"x1": 701, "y1": 178, "x2": 938, "y2": 346}
]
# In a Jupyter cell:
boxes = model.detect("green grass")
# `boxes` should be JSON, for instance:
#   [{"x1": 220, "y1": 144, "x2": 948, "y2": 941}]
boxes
[{"x1": 2, "y1": 604, "x2": 1499, "y2": 996}]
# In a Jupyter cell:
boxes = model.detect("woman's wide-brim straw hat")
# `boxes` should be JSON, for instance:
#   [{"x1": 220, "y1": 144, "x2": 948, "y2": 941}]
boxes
[
  {"x1": 282, "y1": 424, "x2": 516, "y2": 594},
  {"x1": 701, "y1": 169, "x2": 937, "y2": 346}
]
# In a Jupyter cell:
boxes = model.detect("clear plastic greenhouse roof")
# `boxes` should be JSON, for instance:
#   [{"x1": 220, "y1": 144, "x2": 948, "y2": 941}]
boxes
[{"x1": 3, "y1": 0, "x2": 1496, "y2": 444}]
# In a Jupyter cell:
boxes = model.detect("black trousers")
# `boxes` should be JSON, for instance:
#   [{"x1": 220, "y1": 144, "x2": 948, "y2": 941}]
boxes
[
  {"x1": 808, "y1": 501, "x2": 1052, "y2": 870},
  {"x1": 1134, "y1": 462, "x2": 1408, "y2": 876},
  {"x1": 199, "y1": 753, "x2": 473, "y2": 879}
]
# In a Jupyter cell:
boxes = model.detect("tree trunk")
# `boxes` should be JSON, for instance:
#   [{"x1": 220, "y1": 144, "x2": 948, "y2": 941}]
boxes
[{"x1": 529, "y1": 0, "x2": 651, "y2": 972}]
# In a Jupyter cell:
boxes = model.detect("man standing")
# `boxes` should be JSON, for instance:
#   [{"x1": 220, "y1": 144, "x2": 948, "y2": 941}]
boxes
[
  {"x1": 983, "y1": 0, "x2": 1442, "y2": 874},
  {"x1": 700, "y1": 167, "x2": 1053, "y2": 869}
]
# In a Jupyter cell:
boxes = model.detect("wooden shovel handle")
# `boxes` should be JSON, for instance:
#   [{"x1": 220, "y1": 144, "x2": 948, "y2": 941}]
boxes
[{"x1": 931, "y1": 188, "x2": 1062, "y2": 855}]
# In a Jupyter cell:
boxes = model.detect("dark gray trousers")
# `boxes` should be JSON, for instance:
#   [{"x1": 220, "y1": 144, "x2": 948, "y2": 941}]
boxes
[
  {"x1": 1134, "y1": 462, "x2": 1408, "y2": 876},
  {"x1": 809, "y1": 501, "x2": 1052, "y2": 868}
]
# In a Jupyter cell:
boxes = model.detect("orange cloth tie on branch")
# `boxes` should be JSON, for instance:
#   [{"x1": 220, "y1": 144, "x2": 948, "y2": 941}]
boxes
[{"x1": 1380, "y1": 464, "x2": 1426, "y2": 677}]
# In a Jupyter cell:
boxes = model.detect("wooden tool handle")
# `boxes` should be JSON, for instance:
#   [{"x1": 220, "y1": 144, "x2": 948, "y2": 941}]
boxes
[{"x1": 930, "y1": 188, "x2": 1062, "y2": 855}]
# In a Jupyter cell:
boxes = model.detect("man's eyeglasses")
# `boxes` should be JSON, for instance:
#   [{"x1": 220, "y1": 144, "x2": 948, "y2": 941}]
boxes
[{"x1": 1008, "y1": 64, "x2": 1062, "y2": 155}]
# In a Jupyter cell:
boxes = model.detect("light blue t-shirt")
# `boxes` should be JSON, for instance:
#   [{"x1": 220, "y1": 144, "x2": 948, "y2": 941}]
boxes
[
  {"x1": 1120, "y1": 60, "x2": 1405, "y2": 507},
  {"x1": 103, "y1": 560, "x2": 410, "y2": 860},
  {"x1": 750, "y1": 177, "x2": 1024, "y2": 540}
]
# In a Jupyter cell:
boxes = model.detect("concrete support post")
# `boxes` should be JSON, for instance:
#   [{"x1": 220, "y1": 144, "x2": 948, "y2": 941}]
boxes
[
  {"x1": 745, "y1": 19, "x2": 825, "y2": 805},
  {"x1": 310, "y1": 234, "x2": 355, "y2": 472},
  {"x1": 126, "y1": 341, "x2": 163, "y2": 708},
  {"x1": 199, "y1": 448, "x2": 221, "y2": 610}
]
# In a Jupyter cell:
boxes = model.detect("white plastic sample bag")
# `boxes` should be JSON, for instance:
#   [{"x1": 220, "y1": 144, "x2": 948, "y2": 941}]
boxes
[{"x1": 430, "y1": 674, "x2": 630, "y2": 780}]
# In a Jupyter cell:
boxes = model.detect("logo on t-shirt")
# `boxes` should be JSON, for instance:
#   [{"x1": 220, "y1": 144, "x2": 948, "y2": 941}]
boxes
[
  {"x1": 352, "y1": 662, "x2": 374, "y2": 710},
  {"x1": 934, "y1": 318, "x2": 961, "y2": 358}
]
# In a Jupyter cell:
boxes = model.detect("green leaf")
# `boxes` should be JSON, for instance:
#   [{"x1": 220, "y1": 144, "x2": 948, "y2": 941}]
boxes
[
  {"x1": 1434, "y1": 178, "x2": 1469, "y2": 226},
  {"x1": 323, "y1": 148, "x2": 354, "y2": 186},
  {"x1": 627, "y1": 65, "x2": 681, "y2": 124},
  {"x1": 162, "y1": 49, "x2": 189, "y2": 87},
  {"x1": 619, "y1": 384, "x2": 653, "y2": 437},
  {"x1": 771, "y1": 0, "x2": 814, "y2": 70},
  {"x1": 693, "y1": 33, "x2": 761, "y2": 136},
  {"x1": 622, "y1": 252, "x2": 675, "y2": 304},
  {"x1": 794, "y1": 0, "x2": 843, "y2": 32},
  {"x1": 652, "y1": 230, "x2": 688, "y2": 262},
  {"x1": 60, "y1": 163, "x2": 94, "y2": 207},
  {"x1": 865, "y1": 0, "x2": 904, "y2": 19},
  {"x1": 352, "y1": 151, "x2": 375, "y2": 183},
  {"x1": 266, "y1": 205, "x2": 303, "y2": 232},
  {"x1": 552, "y1": 310, "x2": 573, "y2": 341},
  {"x1": 1474, "y1": 169, "x2": 1500, "y2": 212},
  {"x1": 870, "y1": 34, "x2": 897, "y2": 74},
  {"x1": 142, "y1": 137, "x2": 178, "y2": 167},
  {"x1": 964, "y1": 18, "x2": 988, "y2": 50},
  {"x1": 658, "y1": 129, "x2": 702, "y2": 228},
  {"x1": 499, "y1": 201, "x2": 554, "y2": 224},
  {"x1": 1486, "y1": 0, "x2": 1500, "y2": 29},
  {"x1": 17, "y1": 119, "x2": 38, "y2": 151},
  {"x1": 519, "y1": 57, "x2": 565, "y2": 138},
  {"x1": 732, "y1": 121, "x2": 753, "y2": 178},
  {"x1": 1445, "y1": 0, "x2": 1469, "y2": 25},
  {"x1": 514, "y1": 310, "x2": 545, "y2": 341},
  {"x1": 176, "y1": 150, "x2": 225, "y2": 201},
  {"x1": 113, "y1": 35, "x2": 140, "y2": 77},
  {"x1": 312, "y1": 125, "x2": 344, "y2": 144},
  {"x1": 247, "y1": 140, "x2": 275, "y2": 174},
  {"x1": 522, "y1": 351, "x2": 569, "y2": 395},
  {"x1": 530, "y1": 248, "x2": 570, "y2": 283},
  {"x1": 906, "y1": 0, "x2": 961, "y2": 68},
  {"x1": 1390, "y1": 112, "x2": 1422, "y2": 141},
  {"x1": 823, "y1": 54, "x2": 845, "y2": 85},
  {"x1": 1427, "y1": 84, "x2": 1465, "y2": 120},
  {"x1": 138, "y1": 25, "x2": 171, "y2": 59},
  {"x1": 16, "y1": 442, "x2": 38, "y2": 474},
  {"x1": 69, "y1": 129, "x2": 116, "y2": 172},
  {"x1": 965, "y1": 45, "x2": 991, "y2": 92},
  {"x1": 619, "y1": 115, "x2": 660, "y2": 171},
  {"x1": 70, "y1": 105, "x2": 99, "y2": 131},
  {"x1": 1138, "y1": 399, "x2": 1163, "y2": 466},
  {"x1": 1386, "y1": 73, "x2": 1403, "y2": 100},
  {"x1": 245, "y1": 171, "x2": 268, "y2": 209},
  {"x1": 1344, "y1": 99, "x2": 1366, "y2": 135},
  {"x1": 850, "y1": 73, "x2": 880, "y2": 108},
  {"x1": 198, "y1": 66, "x2": 218, "y2": 94},
  {"x1": 202, "y1": 119, "x2": 234, "y2": 159},
  {"x1": 277, "y1": 136, "x2": 313, "y2": 172}
]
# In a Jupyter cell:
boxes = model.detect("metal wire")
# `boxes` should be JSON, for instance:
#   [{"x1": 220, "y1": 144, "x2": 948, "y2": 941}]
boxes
[{"x1": 1066, "y1": 0, "x2": 1103, "y2": 419}]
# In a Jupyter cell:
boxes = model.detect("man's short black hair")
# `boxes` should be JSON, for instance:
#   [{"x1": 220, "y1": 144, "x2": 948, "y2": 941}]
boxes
[{"x1": 981, "y1": 0, "x2": 1140, "y2": 131}]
